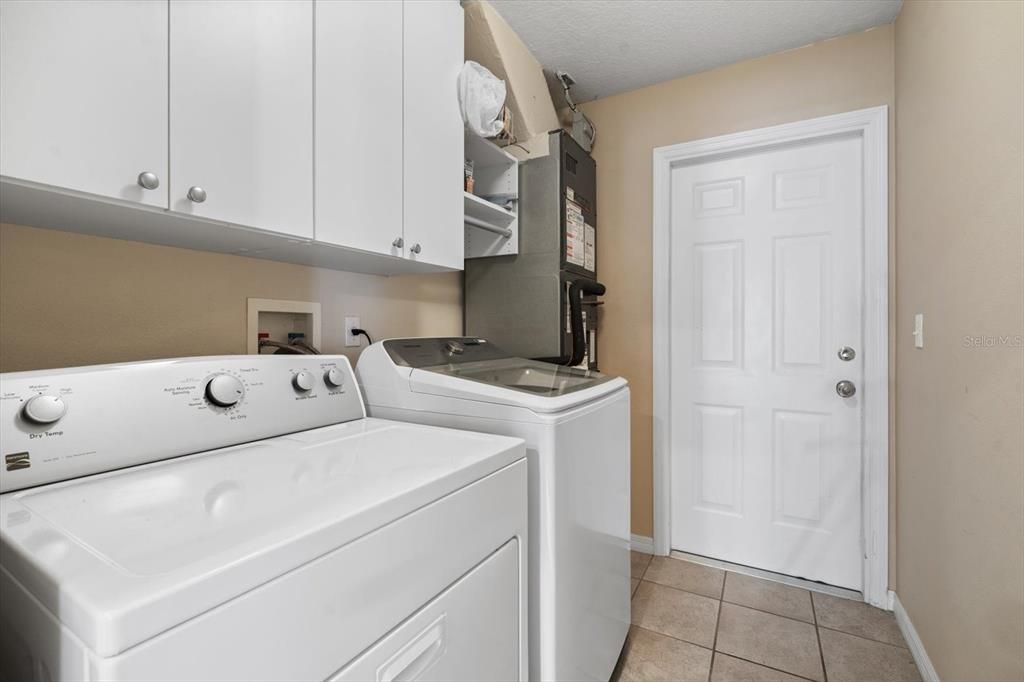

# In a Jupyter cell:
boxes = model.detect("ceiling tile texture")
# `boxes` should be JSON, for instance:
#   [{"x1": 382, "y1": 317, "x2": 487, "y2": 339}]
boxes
[{"x1": 488, "y1": 0, "x2": 902, "y2": 100}]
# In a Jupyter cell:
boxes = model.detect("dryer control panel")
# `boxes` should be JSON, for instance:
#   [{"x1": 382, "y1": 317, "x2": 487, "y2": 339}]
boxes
[{"x1": 0, "y1": 356, "x2": 364, "y2": 493}]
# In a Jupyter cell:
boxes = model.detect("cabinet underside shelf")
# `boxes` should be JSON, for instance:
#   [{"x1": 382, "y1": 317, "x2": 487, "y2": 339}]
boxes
[{"x1": 0, "y1": 178, "x2": 458, "y2": 276}]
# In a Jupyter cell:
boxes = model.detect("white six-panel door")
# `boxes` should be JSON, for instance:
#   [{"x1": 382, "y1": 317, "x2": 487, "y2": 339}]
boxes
[
  {"x1": 670, "y1": 134, "x2": 865, "y2": 589},
  {"x1": 169, "y1": 0, "x2": 313, "y2": 238},
  {"x1": 0, "y1": 0, "x2": 168, "y2": 208}
]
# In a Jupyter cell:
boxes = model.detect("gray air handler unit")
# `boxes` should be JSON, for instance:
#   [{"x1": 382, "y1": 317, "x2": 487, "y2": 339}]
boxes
[{"x1": 465, "y1": 130, "x2": 605, "y2": 370}]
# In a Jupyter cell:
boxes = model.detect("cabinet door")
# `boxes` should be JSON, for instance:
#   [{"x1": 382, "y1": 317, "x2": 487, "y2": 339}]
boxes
[
  {"x1": 402, "y1": 0, "x2": 464, "y2": 269},
  {"x1": 169, "y1": 1, "x2": 313, "y2": 238},
  {"x1": 0, "y1": 1, "x2": 168, "y2": 207},
  {"x1": 315, "y1": 0, "x2": 403, "y2": 256}
]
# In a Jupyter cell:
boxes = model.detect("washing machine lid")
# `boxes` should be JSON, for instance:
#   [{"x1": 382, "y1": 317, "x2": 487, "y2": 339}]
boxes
[
  {"x1": 0, "y1": 418, "x2": 524, "y2": 657},
  {"x1": 383, "y1": 338, "x2": 626, "y2": 413}
]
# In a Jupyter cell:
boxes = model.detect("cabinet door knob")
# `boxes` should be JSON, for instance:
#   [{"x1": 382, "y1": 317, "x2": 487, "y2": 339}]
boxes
[
  {"x1": 187, "y1": 186, "x2": 207, "y2": 203},
  {"x1": 137, "y1": 172, "x2": 160, "y2": 190},
  {"x1": 410, "y1": 243, "x2": 421, "y2": 254},
  {"x1": 392, "y1": 237, "x2": 404, "y2": 248}
]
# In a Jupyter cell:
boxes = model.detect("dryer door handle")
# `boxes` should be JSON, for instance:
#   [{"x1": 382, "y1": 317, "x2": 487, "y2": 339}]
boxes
[{"x1": 377, "y1": 616, "x2": 446, "y2": 682}]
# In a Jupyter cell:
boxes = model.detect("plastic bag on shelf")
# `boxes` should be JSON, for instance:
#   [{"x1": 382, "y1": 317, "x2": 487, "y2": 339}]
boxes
[{"x1": 458, "y1": 61, "x2": 507, "y2": 138}]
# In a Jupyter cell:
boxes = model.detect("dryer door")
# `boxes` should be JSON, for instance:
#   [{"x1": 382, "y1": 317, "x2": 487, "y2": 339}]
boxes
[{"x1": 330, "y1": 539, "x2": 522, "y2": 682}]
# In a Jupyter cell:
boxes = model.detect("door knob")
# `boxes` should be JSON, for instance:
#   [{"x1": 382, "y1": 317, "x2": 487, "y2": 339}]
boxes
[
  {"x1": 410, "y1": 243, "x2": 422, "y2": 254},
  {"x1": 838, "y1": 346, "x2": 856, "y2": 361},
  {"x1": 137, "y1": 171, "x2": 160, "y2": 190},
  {"x1": 392, "y1": 236, "x2": 404, "y2": 248},
  {"x1": 836, "y1": 380, "x2": 856, "y2": 398},
  {"x1": 187, "y1": 186, "x2": 207, "y2": 203}
]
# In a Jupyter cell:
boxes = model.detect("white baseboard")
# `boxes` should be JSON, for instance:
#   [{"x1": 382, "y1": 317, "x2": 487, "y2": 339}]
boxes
[
  {"x1": 630, "y1": 534, "x2": 654, "y2": 554},
  {"x1": 892, "y1": 592, "x2": 940, "y2": 682}
]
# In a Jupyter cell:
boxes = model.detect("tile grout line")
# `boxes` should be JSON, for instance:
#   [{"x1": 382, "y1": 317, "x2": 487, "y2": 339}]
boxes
[
  {"x1": 812, "y1": 591, "x2": 829, "y2": 682},
  {"x1": 630, "y1": 623, "x2": 713, "y2": 652},
  {"x1": 630, "y1": 624, "x2": 819, "y2": 682},
  {"x1": 715, "y1": 650, "x2": 821, "y2": 682},
  {"x1": 708, "y1": 599, "x2": 723, "y2": 682},
  {"x1": 707, "y1": 572, "x2": 726, "y2": 682},
  {"x1": 719, "y1": 596, "x2": 815, "y2": 624},
  {"x1": 710, "y1": 594, "x2": 723, "y2": 650},
  {"x1": 710, "y1": 571, "x2": 725, "y2": 652},
  {"x1": 816, "y1": 624, "x2": 911, "y2": 650},
  {"x1": 641, "y1": 577, "x2": 816, "y2": 626}
]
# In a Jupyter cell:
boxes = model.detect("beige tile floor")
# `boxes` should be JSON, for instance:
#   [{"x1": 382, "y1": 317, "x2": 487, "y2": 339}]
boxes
[{"x1": 616, "y1": 552, "x2": 921, "y2": 682}]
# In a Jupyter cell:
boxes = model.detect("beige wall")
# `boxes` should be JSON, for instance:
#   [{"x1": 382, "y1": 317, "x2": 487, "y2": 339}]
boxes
[
  {"x1": 0, "y1": 223, "x2": 462, "y2": 372},
  {"x1": 464, "y1": 0, "x2": 558, "y2": 157},
  {"x1": 579, "y1": 26, "x2": 896, "y2": 539},
  {"x1": 894, "y1": 2, "x2": 1024, "y2": 680}
]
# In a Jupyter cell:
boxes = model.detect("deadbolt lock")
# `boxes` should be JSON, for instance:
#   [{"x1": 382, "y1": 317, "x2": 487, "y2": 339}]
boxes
[{"x1": 838, "y1": 346, "x2": 856, "y2": 361}]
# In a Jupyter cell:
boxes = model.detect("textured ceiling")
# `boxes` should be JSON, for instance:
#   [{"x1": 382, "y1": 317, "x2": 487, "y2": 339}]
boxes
[{"x1": 488, "y1": 0, "x2": 902, "y2": 101}]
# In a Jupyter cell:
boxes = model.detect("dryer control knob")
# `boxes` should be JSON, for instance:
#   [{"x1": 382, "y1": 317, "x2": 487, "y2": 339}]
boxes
[
  {"x1": 293, "y1": 370, "x2": 315, "y2": 392},
  {"x1": 22, "y1": 395, "x2": 67, "y2": 424},
  {"x1": 324, "y1": 367, "x2": 344, "y2": 388},
  {"x1": 206, "y1": 374, "x2": 244, "y2": 407}
]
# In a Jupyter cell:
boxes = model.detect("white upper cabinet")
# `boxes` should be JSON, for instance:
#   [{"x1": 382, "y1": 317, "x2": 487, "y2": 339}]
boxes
[
  {"x1": 403, "y1": 0, "x2": 465, "y2": 270},
  {"x1": 0, "y1": 0, "x2": 465, "y2": 274},
  {"x1": 318, "y1": 0, "x2": 465, "y2": 269},
  {"x1": 169, "y1": 0, "x2": 313, "y2": 239},
  {"x1": 0, "y1": 0, "x2": 168, "y2": 208},
  {"x1": 315, "y1": 0, "x2": 404, "y2": 257}
]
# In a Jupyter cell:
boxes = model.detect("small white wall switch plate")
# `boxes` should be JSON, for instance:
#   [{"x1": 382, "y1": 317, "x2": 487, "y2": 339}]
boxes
[
  {"x1": 913, "y1": 313, "x2": 924, "y2": 349},
  {"x1": 344, "y1": 317, "x2": 361, "y2": 347}
]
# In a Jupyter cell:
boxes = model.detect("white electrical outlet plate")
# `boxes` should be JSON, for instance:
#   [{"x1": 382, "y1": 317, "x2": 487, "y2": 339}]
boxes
[
  {"x1": 345, "y1": 317, "x2": 361, "y2": 347},
  {"x1": 913, "y1": 313, "x2": 924, "y2": 349}
]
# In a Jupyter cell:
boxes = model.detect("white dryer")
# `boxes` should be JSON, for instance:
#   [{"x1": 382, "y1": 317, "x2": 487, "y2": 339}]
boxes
[
  {"x1": 357, "y1": 338, "x2": 631, "y2": 682},
  {"x1": 0, "y1": 355, "x2": 527, "y2": 682}
]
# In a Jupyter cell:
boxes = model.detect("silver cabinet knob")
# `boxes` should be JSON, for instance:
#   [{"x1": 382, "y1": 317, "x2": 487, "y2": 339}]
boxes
[
  {"x1": 392, "y1": 236, "x2": 404, "y2": 248},
  {"x1": 410, "y1": 243, "x2": 422, "y2": 254},
  {"x1": 836, "y1": 380, "x2": 857, "y2": 398},
  {"x1": 187, "y1": 186, "x2": 207, "y2": 203},
  {"x1": 838, "y1": 346, "x2": 856, "y2": 361},
  {"x1": 137, "y1": 171, "x2": 160, "y2": 190}
]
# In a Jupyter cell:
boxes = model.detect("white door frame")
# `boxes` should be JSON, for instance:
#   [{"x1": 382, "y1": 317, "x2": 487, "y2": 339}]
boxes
[{"x1": 652, "y1": 106, "x2": 889, "y2": 607}]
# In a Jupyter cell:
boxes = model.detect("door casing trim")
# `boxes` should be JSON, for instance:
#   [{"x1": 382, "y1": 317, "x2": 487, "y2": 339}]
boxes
[{"x1": 651, "y1": 106, "x2": 889, "y2": 607}]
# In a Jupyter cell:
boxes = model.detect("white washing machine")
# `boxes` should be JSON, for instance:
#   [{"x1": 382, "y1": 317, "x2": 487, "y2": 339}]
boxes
[
  {"x1": 357, "y1": 338, "x2": 631, "y2": 682},
  {"x1": 0, "y1": 355, "x2": 528, "y2": 682}
]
